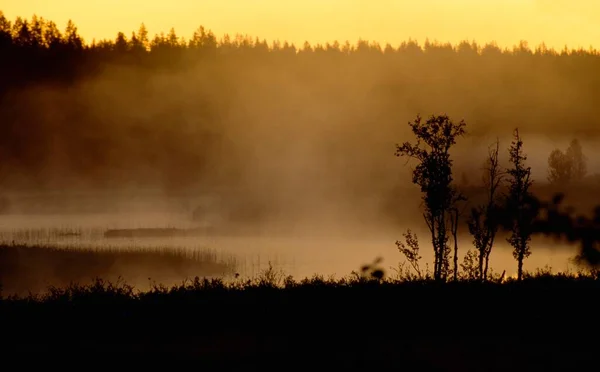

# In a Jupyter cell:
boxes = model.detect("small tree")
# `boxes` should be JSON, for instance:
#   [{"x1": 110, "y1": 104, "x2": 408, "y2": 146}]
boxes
[
  {"x1": 547, "y1": 149, "x2": 572, "y2": 186},
  {"x1": 566, "y1": 139, "x2": 587, "y2": 182},
  {"x1": 460, "y1": 250, "x2": 480, "y2": 280},
  {"x1": 547, "y1": 138, "x2": 587, "y2": 186},
  {"x1": 505, "y1": 129, "x2": 535, "y2": 281},
  {"x1": 395, "y1": 114, "x2": 466, "y2": 281},
  {"x1": 396, "y1": 229, "x2": 423, "y2": 279},
  {"x1": 467, "y1": 139, "x2": 504, "y2": 281}
]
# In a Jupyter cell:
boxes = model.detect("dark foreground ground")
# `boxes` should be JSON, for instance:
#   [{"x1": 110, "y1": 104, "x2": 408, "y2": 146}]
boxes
[{"x1": 1, "y1": 273, "x2": 599, "y2": 371}]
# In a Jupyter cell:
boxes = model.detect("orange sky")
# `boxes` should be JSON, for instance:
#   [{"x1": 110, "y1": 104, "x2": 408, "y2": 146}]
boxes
[{"x1": 3, "y1": 0, "x2": 600, "y2": 50}]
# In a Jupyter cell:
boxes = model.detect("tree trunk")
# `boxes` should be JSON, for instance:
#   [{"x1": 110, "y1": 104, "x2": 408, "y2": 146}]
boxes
[
  {"x1": 434, "y1": 215, "x2": 444, "y2": 281},
  {"x1": 440, "y1": 215, "x2": 448, "y2": 281},
  {"x1": 484, "y1": 235, "x2": 495, "y2": 281},
  {"x1": 452, "y1": 210, "x2": 459, "y2": 281},
  {"x1": 517, "y1": 250, "x2": 524, "y2": 281},
  {"x1": 478, "y1": 252, "x2": 485, "y2": 281},
  {"x1": 431, "y1": 221, "x2": 440, "y2": 281},
  {"x1": 484, "y1": 251, "x2": 490, "y2": 281}
]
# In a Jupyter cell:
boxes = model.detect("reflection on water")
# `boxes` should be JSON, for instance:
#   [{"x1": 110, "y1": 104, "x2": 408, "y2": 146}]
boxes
[{"x1": 0, "y1": 213, "x2": 581, "y2": 280}]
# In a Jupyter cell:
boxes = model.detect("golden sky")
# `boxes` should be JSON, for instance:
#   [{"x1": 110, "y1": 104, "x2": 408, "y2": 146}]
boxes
[{"x1": 3, "y1": 0, "x2": 600, "y2": 50}]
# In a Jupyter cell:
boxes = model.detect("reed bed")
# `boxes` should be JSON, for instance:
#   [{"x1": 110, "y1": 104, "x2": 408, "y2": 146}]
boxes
[{"x1": 0, "y1": 243, "x2": 238, "y2": 296}]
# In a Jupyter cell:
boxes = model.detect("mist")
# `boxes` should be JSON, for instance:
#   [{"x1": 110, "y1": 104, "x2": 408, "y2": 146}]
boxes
[{"x1": 2, "y1": 15, "x2": 600, "y2": 282}]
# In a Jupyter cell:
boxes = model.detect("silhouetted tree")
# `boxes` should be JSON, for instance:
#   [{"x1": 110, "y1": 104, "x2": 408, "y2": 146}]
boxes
[
  {"x1": 189, "y1": 26, "x2": 217, "y2": 50},
  {"x1": 547, "y1": 148, "x2": 572, "y2": 186},
  {"x1": 29, "y1": 15, "x2": 44, "y2": 49},
  {"x1": 395, "y1": 114, "x2": 466, "y2": 281},
  {"x1": 459, "y1": 249, "x2": 479, "y2": 280},
  {"x1": 12, "y1": 17, "x2": 32, "y2": 47},
  {"x1": 0, "y1": 11, "x2": 12, "y2": 50},
  {"x1": 166, "y1": 27, "x2": 181, "y2": 47},
  {"x1": 115, "y1": 32, "x2": 128, "y2": 53},
  {"x1": 64, "y1": 20, "x2": 83, "y2": 50},
  {"x1": 505, "y1": 129, "x2": 535, "y2": 281},
  {"x1": 547, "y1": 138, "x2": 587, "y2": 186},
  {"x1": 566, "y1": 139, "x2": 587, "y2": 182},
  {"x1": 43, "y1": 20, "x2": 62, "y2": 49},
  {"x1": 468, "y1": 139, "x2": 504, "y2": 280},
  {"x1": 131, "y1": 23, "x2": 150, "y2": 52}
]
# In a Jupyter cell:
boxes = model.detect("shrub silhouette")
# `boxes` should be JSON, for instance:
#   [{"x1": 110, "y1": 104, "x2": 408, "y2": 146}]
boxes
[{"x1": 395, "y1": 229, "x2": 423, "y2": 279}]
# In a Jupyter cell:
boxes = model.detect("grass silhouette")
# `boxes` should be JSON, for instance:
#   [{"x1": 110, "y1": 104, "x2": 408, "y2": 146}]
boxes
[{"x1": 1, "y1": 265, "x2": 599, "y2": 368}]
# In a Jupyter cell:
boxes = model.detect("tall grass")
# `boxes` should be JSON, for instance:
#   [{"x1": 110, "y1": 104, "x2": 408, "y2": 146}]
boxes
[{"x1": 0, "y1": 243, "x2": 237, "y2": 296}]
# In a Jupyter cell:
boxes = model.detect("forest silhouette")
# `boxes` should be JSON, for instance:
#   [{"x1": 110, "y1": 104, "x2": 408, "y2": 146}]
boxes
[
  {"x1": 4, "y1": 12, "x2": 600, "y2": 229},
  {"x1": 2, "y1": 13, "x2": 600, "y2": 188},
  {"x1": 3, "y1": 11, "x2": 600, "y2": 368}
]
